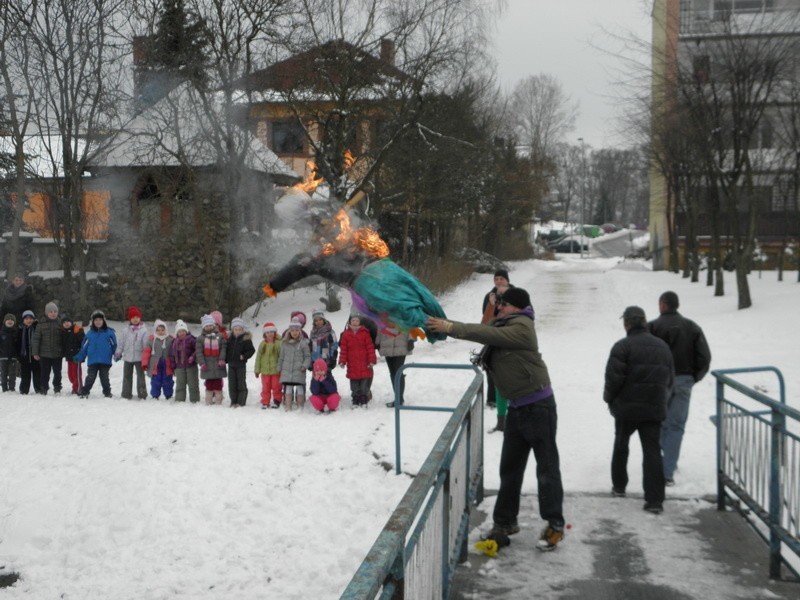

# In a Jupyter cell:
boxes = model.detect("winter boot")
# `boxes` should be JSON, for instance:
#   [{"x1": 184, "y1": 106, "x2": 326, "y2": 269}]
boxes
[
  {"x1": 205, "y1": 390, "x2": 214, "y2": 405},
  {"x1": 536, "y1": 525, "x2": 564, "y2": 552},
  {"x1": 489, "y1": 415, "x2": 506, "y2": 434},
  {"x1": 296, "y1": 393, "x2": 305, "y2": 409}
]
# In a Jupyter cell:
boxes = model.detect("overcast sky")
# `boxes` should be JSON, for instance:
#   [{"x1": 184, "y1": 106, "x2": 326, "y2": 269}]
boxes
[{"x1": 492, "y1": 0, "x2": 653, "y2": 149}]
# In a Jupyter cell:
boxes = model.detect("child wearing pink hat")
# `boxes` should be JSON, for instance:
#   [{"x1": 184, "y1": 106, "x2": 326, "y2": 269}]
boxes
[{"x1": 308, "y1": 358, "x2": 340, "y2": 413}]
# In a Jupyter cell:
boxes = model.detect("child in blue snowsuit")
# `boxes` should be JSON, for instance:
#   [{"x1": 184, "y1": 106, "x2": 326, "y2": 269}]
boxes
[{"x1": 75, "y1": 310, "x2": 117, "y2": 398}]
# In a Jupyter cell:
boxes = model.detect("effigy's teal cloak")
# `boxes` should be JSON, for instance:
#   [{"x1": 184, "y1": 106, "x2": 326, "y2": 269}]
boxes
[{"x1": 351, "y1": 258, "x2": 447, "y2": 343}]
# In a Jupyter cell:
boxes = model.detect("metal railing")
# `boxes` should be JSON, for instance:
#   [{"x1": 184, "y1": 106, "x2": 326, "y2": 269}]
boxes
[
  {"x1": 713, "y1": 366, "x2": 800, "y2": 580},
  {"x1": 340, "y1": 364, "x2": 484, "y2": 599}
]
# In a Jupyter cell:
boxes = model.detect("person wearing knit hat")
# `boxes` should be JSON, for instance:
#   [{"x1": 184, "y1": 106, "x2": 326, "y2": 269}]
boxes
[
  {"x1": 197, "y1": 313, "x2": 227, "y2": 405},
  {"x1": 481, "y1": 269, "x2": 513, "y2": 431},
  {"x1": 227, "y1": 317, "x2": 255, "y2": 407},
  {"x1": 117, "y1": 305, "x2": 149, "y2": 400},
  {"x1": 308, "y1": 358, "x2": 341, "y2": 413},
  {"x1": 278, "y1": 316, "x2": 311, "y2": 410},
  {"x1": 18, "y1": 309, "x2": 40, "y2": 394},
  {"x1": 310, "y1": 310, "x2": 338, "y2": 371},
  {"x1": 426, "y1": 287, "x2": 566, "y2": 551},
  {"x1": 174, "y1": 319, "x2": 189, "y2": 335},
  {"x1": 0, "y1": 313, "x2": 20, "y2": 392},
  {"x1": 338, "y1": 314, "x2": 377, "y2": 407},
  {"x1": 75, "y1": 309, "x2": 117, "y2": 399},
  {"x1": 169, "y1": 320, "x2": 199, "y2": 403},
  {"x1": 210, "y1": 310, "x2": 229, "y2": 340},
  {"x1": 255, "y1": 323, "x2": 282, "y2": 408},
  {"x1": 61, "y1": 314, "x2": 85, "y2": 394},
  {"x1": 142, "y1": 319, "x2": 174, "y2": 400},
  {"x1": 32, "y1": 300, "x2": 64, "y2": 395}
]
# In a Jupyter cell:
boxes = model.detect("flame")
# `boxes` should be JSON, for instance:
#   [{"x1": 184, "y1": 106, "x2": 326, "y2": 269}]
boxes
[
  {"x1": 293, "y1": 150, "x2": 356, "y2": 194},
  {"x1": 320, "y1": 208, "x2": 390, "y2": 259},
  {"x1": 294, "y1": 159, "x2": 324, "y2": 194}
]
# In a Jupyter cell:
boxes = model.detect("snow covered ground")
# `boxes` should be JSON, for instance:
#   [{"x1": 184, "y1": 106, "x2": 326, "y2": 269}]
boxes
[{"x1": 1, "y1": 256, "x2": 798, "y2": 599}]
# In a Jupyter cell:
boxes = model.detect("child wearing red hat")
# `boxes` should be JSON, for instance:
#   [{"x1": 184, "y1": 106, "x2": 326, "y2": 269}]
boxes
[{"x1": 115, "y1": 306, "x2": 148, "y2": 400}]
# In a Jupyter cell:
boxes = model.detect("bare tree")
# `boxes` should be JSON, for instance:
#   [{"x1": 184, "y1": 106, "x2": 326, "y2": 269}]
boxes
[
  {"x1": 23, "y1": 0, "x2": 129, "y2": 313},
  {"x1": 0, "y1": 0, "x2": 37, "y2": 279}
]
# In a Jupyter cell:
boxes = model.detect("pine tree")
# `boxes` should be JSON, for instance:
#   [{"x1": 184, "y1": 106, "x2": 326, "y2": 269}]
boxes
[{"x1": 150, "y1": 0, "x2": 210, "y2": 86}]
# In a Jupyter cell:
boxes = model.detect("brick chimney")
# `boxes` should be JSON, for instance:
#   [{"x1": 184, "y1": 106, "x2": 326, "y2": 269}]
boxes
[{"x1": 380, "y1": 38, "x2": 395, "y2": 66}]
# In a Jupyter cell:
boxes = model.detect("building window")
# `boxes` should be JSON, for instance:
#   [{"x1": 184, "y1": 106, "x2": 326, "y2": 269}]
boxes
[
  {"x1": 134, "y1": 175, "x2": 171, "y2": 237},
  {"x1": 271, "y1": 119, "x2": 306, "y2": 154},
  {"x1": 693, "y1": 55, "x2": 711, "y2": 83}
]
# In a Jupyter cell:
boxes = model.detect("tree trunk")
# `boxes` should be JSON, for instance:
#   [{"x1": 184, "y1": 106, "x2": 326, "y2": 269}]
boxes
[{"x1": 7, "y1": 145, "x2": 28, "y2": 278}]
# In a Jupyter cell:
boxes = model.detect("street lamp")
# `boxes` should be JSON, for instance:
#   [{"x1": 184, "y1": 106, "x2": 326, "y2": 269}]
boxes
[{"x1": 578, "y1": 137, "x2": 587, "y2": 258}]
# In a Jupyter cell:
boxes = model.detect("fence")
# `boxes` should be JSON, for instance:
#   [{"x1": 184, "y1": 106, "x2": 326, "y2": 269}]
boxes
[
  {"x1": 340, "y1": 364, "x2": 484, "y2": 599},
  {"x1": 713, "y1": 366, "x2": 800, "y2": 580}
]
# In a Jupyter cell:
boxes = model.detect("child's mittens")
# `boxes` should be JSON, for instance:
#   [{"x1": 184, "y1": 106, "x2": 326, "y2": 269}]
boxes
[
  {"x1": 217, "y1": 359, "x2": 225, "y2": 367},
  {"x1": 254, "y1": 372, "x2": 260, "y2": 379},
  {"x1": 201, "y1": 364, "x2": 208, "y2": 372}
]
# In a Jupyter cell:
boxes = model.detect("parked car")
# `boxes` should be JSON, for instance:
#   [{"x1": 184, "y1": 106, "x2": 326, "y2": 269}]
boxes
[
  {"x1": 574, "y1": 224, "x2": 601, "y2": 238},
  {"x1": 550, "y1": 238, "x2": 589, "y2": 253},
  {"x1": 600, "y1": 223, "x2": 620, "y2": 234}
]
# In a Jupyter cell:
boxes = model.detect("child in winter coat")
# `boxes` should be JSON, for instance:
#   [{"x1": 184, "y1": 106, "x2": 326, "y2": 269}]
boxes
[
  {"x1": 17, "y1": 310, "x2": 40, "y2": 394},
  {"x1": 75, "y1": 310, "x2": 117, "y2": 398},
  {"x1": 196, "y1": 314, "x2": 227, "y2": 405},
  {"x1": 142, "y1": 319, "x2": 174, "y2": 400},
  {"x1": 0, "y1": 314, "x2": 19, "y2": 392},
  {"x1": 116, "y1": 306, "x2": 148, "y2": 400},
  {"x1": 376, "y1": 328, "x2": 412, "y2": 407},
  {"x1": 32, "y1": 301, "x2": 64, "y2": 395},
  {"x1": 61, "y1": 315, "x2": 85, "y2": 395},
  {"x1": 308, "y1": 358, "x2": 341, "y2": 413},
  {"x1": 255, "y1": 322, "x2": 282, "y2": 409},
  {"x1": 226, "y1": 317, "x2": 255, "y2": 407},
  {"x1": 277, "y1": 318, "x2": 310, "y2": 410},
  {"x1": 168, "y1": 320, "x2": 199, "y2": 403},
  {"x1": 338, "y1": 314, "x2": 377, "y2": 407},
  {"x1": 309, "y1": 309, "x2": 338, "y2": 370}
]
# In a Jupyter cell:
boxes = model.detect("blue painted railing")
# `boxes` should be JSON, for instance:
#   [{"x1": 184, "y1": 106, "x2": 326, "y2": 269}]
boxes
[
  {"x1": 340, "y1": 364, "x2": 484, "y2": 599},
  {"x1": 712, "y1": 367, "x2": 800, "y2": 580}
]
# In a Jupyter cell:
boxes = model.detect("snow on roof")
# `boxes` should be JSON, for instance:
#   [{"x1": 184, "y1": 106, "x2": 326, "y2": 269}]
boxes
[
  {"x1": 90, "y1": 83, "x2": 297, "y2": 181},
  {"x1": 0, "y1": 135, "x2": 89, "y2": 179}
]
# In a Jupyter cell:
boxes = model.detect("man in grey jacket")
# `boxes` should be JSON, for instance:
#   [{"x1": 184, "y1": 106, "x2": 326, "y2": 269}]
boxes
[{"x1": 427, "y1": 287, "x2": 565, "y2": 552}]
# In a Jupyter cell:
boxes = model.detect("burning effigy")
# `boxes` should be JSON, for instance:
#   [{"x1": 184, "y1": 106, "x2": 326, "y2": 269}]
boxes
[{"x1": 263, "y1": 174, "x2": 447, "y2": 342}]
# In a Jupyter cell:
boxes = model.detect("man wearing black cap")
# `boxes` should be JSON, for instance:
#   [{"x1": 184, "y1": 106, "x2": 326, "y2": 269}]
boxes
[
  {"x1": 427, "y1": 286, "x2": 566, "y2": 551},
  {"x1": 604, "y1": 306, "x2": 674, "y2": 513}
]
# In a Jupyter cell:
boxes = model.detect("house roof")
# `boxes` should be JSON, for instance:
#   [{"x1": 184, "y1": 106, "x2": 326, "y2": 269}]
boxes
[
  {"x1": 90, "y1": 82, "x2": 299, "y2": 182},
  {"x1": 234, "y1": 39, "x2": 410, "y2": 97}
]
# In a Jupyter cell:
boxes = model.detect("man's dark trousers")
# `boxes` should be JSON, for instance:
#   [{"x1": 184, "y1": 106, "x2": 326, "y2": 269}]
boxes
[
  {"x1": 612, "y1": 419, "x2": 665, "y2": 505},
  {"x1": 493, "y1": 396, "x2": 565, "y2": 529}
]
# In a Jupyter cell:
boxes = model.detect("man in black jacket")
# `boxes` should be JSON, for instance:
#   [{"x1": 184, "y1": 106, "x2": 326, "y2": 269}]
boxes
[
  {"x1": 648, "y1": 291, "x2": 711, "y2": 486},
  {"x1": 604, "y1": 306, "x2": 674, "y2": 513}
]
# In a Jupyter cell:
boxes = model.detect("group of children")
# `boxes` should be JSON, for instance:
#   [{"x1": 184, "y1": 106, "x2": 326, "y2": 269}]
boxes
[{"x1": 0, "y1": 304, "x2": 383, "y2": 414}]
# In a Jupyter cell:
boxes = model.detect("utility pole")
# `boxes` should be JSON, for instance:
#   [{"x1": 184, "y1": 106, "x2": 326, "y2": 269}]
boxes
[{"x1": 578, "y1": 137, "x2": 587, "y2": 258}]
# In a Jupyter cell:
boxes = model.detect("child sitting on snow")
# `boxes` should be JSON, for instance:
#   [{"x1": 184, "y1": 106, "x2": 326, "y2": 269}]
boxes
[{"x1": 308, "y1": 358, "x2": 340, "y2": 413}]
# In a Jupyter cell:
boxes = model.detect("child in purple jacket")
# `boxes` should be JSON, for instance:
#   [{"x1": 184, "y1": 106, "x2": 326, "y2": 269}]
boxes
[
  {"x1": 308, "y1": 358, "x2": 340, "y2": 413},
  {"x1": 168, "y1": 319, "x2": 199, "y2": 403}
]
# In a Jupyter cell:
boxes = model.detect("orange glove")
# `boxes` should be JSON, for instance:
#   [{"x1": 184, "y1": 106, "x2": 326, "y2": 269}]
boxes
[{"x1": 263, "y1": 284, "x2": 277, "y2": 298}]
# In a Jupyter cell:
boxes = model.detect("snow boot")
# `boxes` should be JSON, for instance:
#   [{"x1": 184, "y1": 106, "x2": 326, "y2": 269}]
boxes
[
  {"x1": 205, "y1": 390, "x2": 214, "y2": 405},
  {"x1": 536, "y1": 525, "x2": 564, "y2": 552}
]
